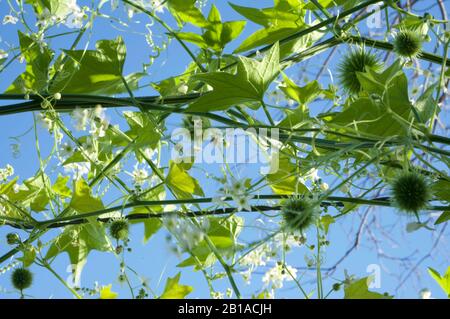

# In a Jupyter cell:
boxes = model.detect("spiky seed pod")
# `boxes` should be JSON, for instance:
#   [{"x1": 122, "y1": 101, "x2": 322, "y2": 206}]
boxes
[
  {"x1": 393, "y1": 29, "x2": 423, "y2": 58},
  {"x1": 6, "y1": 233, "x2": 20, "y2": 245},
  {"x1": 281, "y1": 198, "x2": 319, "y2": 233},
  {"x1": 337, "y1": 49, "x2": 382, "y2": 95},
  {"x1": 109, "y1": 219, "x2": 129, "y2": 241},
  {"x1": 391, "y1": 172, "x2": 431, "y2": 214},
  {"x1": 11, "y1": 268, "x2": 33, "y2": 291}
]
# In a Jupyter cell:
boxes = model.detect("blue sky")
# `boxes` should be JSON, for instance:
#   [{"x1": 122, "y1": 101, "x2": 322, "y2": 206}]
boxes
[{"x1": 0, "y1": 0, "x2": 449, "y2": 299}]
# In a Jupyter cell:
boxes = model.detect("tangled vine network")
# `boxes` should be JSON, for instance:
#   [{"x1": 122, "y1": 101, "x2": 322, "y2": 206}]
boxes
[{"x1": 0, "y1": 0, "x2": 449, "y2": 299}]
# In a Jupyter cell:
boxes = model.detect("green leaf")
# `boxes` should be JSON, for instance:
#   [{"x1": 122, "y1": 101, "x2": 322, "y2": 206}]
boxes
[
  {"x1": 167, "y1": 0, "x2": 208, "y2": 27},
  {"x1": 415, "y1": 83, "x2": 438, "y2": 123},
  {"x1": 280, "y1": 75, "x2": 322, "y2": 105},
  {"x1": 177, "y1": 32, "x2": 208, "y2": 49},
  {"x1": 194, "y1": 5, "x2": 246, "y2": 52},
  {"x1": 266, "y1": 151, "x2": 308, "y2": 195},
  {"x1": 393, "y1": 15, "x2": 429, "y2": 37},
  {"x1": 230, "y1": 2, "x2": 302, "y2": 27},
  {"x1": 179, "y1": 5, "x2": 246, "y2": 52},
  {"x1": 123, "y1": 111, "x2": 162, "y2": 150},
  {"x1": 304, "y1": 0, "x2": 352, "y2": 9},
  {"x1": 330, "y1": 85, "x2": 411, "y2": 138},
  {"x1": 30, "y1": 190, "x2": 50, "y2": 212},
  {"x1": 230, "y1": 2, "x2": 306, "y2": 53},
  {"x1": 21, "y1": 173, "x2": 51, "y2": 212},
  {"x1": 234, "y1": 26, "x2": 300, "y2": 54},
  {"x1": 70, "y1": 179, "x2": 104, "y2": 213},
  {"x1": 26, "y1": 0, "x2": 73, "y2": 18},
  {"x1": 0, "y1": 177, "x2": 18, "y2": 195},
  {"x1": 177, "y1": 216, "x2": 243, "y2": 269},
  {"x1": 432, "y1": 179, "x2": 450, "y2": 202},
  {"x1": 49, "y1": 37, "x2": 143, "y2": 95},
  {"x1": 128, "y1": 184, "x2": 165, "y2": 242},
  {"x1": 160, "y1": 273, "x2": 193, "y2": 299},
  {"x1": 428, "y1": 267, "x2": 450, "y2": 297},
  {"x1": 52, "y1": 175, "x2": 72, "y2": 198},
  {"x1": 435, "y1": 211, "x2": 450, "y2": 225},
  {"x1": 45, "y1": 222, "x2": 110, "y2": 285},
  {"x1": 344, "y1": 277, "x2": 392, "y2": 299},
  {"x1": 166, "y1": 161, "x2": 204, "y2": 199},
  {"x1": 18, "y1": 246, "x2": 36, "y2": 267},
  {"x1": 187, "y1": 42, "x2": 280, "y2": 112},
  {"x1": 5, "y1": 31, "x2": 53, "y2": 93},
  {"x1": 278, "y1": 105, "x2": 310, "y2": 129}
]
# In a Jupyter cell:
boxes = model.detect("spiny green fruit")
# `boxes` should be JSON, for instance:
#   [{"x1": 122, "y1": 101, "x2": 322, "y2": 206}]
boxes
[
  {"x1": 282, "y1": 198, "x2": 319, "y2": 233},
  {"x1": 337, "y1": 49, "x2": 382, "y2": 95},
  {"x1": 109, "y1": 219, "x2": 129, "y2": 241},
  {"x1": 391, "y1": 172, "x2": 431, "y2": 214},
  {"x1": 11, "y1": 268, "x2": 33, "y2": 291},
  {"x1": 393, "y1": 29, "x2": 422, "y2": 58}
]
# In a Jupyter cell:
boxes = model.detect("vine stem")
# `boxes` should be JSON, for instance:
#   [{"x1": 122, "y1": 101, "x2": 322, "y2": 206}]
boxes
[{"x1": 3, "y1": 195, "x2": 448, "y2": 230}]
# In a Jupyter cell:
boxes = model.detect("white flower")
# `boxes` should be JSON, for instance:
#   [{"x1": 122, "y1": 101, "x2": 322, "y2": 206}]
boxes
[
  {"x1": 72, "y1": 108, "x2": 89, "y2": 131},
  {"x1": 60, "y1": 142, "x2": 74, "y2": 158},
  {"x1": 151, "y1": 0, "x2": 166, "y2": 13},
  {"x1": 89, "y1": 121, "x2": 107, "y2": 138},
  {"x1": 38, "y1": 112, "x2": 54, "y2": 131},
  {"x1": 142, "y1": 147, "x2": 158, "y2": 162},
  {"x1": 240, "y1": 248, "x2": 266, "y2": 268},
  {"x1": 211, "y1": 291, "x2": 224, "y2": 299},
  {"x1": 306, "y1": 168, "x2": 319, "y2": 181},
  {"x1": 131, "y1": 164, "x2": 149, "y2": 186},
  {"x1": 81, "y1": 137, "x2": 96, "y2": 156},
  {"x1": 93, "y1": 104, "x2": 106, "y2": 120},
  {"x1": 262, "y1": 263, "x2": 297, "y2": 289},
  {"x1": 229, "y1": 178, "x2": 245, "y2": 195},
  {"x1": 166, "y1": 217, "x2": 205, "y2": 251},
  {"x1": 233, "y1": 193, "x2": 252, "y2": 211},
  {"x1": 0, "y1": 164, "x2": 14, "y2": 182},
  {"x1": 3, "y1": 15, "x2": 18, "y2": 25},
  {"x1": 64, "y1": 162, "x2": 90, "y2": 179},
  {"x1": 163, "y1": 214, "x2": 179, "y2": 231},
  {"x1": 419, "y1": 289, "x2": 432, "y2": 299},
  {"x1": 273, "y1": 233, "x2": 301, "y2": 250},
  {"x1": 65, "y1": 0, "x2": 85, "y2": 29},
  {"x1": 37, "y1": 8, "x2": 58, "y2": 27},
  {"x1": 320, "y1": 182, "x2": 329, "y2": 191}
]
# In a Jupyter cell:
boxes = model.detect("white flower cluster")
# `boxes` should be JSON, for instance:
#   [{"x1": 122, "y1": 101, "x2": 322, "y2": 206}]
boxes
[
  {"x1": 163, "y1": 215, "x2": 210, "y2": 251},
  {"x1": 66, "y1": 0, "x2": 86, "y2": 29},
  {"x1": 72, "y1": 105, "x2": 109, "y2": 138},
  {"x1": 3, "y1": 15, "x2": 18, "y2": 25},
  {"x1": 262, "y1": 263, "x2": 297, "y2": 290},
  {"x1": 64, "y1": 162, "x2": 90, "y2": 180},
  {"x1": 239, "y1": 233, "x2": 302, "y2": 294},
  {"x1": 0, "y1": 164, "x2": 14, "y2": 182},
  {"x1": 36, "y1": 0, "x2": 87, "y2": 29},
  {"x1": 131, "y1": 164, "x2": 149, "y2": 187},
  {"x1": 125, "y1": 0, "x2": 166, "y2": 18},
  {"x1": 214, "y1": 177, "x2": 252, "y2": 211}
]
